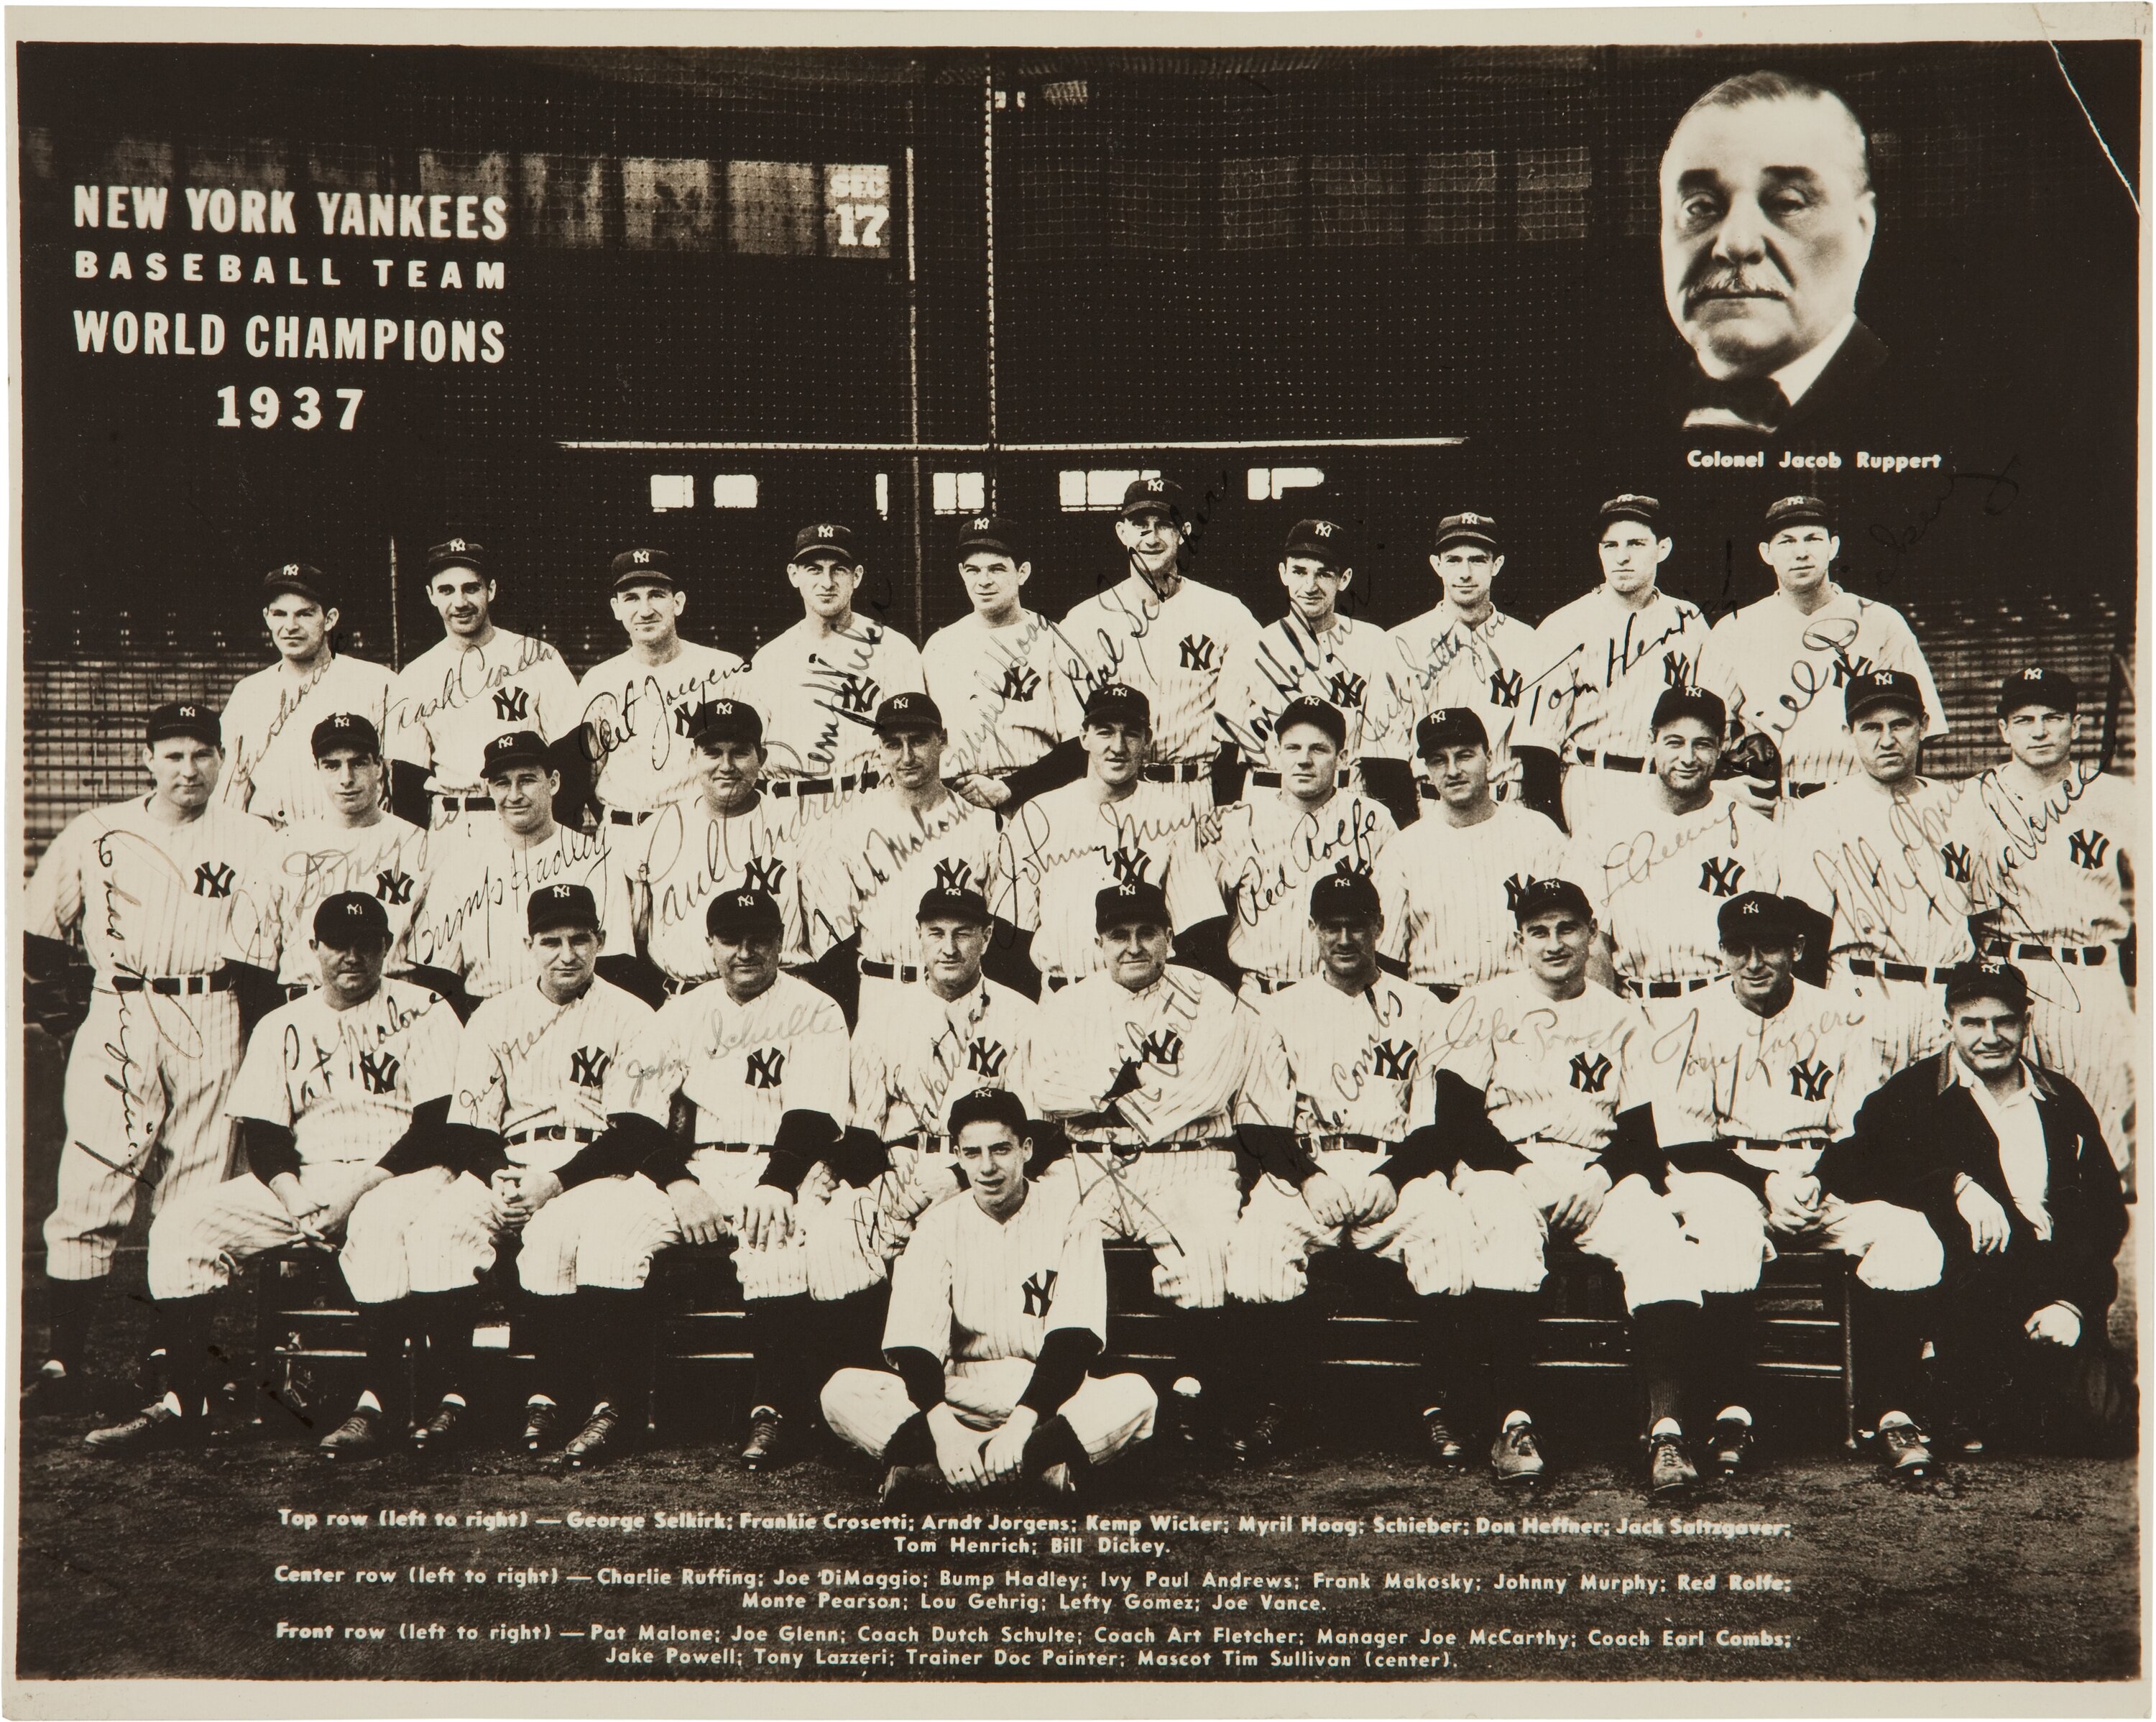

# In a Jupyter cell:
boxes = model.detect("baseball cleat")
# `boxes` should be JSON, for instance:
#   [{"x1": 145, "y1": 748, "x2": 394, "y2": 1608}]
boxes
[
  {"x1": 83, "y1": 1400, "x2": 193, "y2": 1455},
  {"x1": 1227, "y1": 1407, "x2": 1286, "y2": 1465},
  {"x1": 1036, "y1": 1462, "x2": 1077, "y2": 1496},
  {"x1": 318, "y1": 1406, "x2": 390, "y2": 1459},
  {"x1": 1647, "y1": 1432, "x2": 1699, "y2": 1496},
  {"x1": 1423, "y1": 1405, "x2": 1468, "y2": 1469},
  {"x1": 411, "y1": 1399, "x2": 468, "y2": 1454},
  {"x1": 1489, "y1": 1414, "x2": 1545, "y2": 1486},
  {"x1": 520, "y1": 1399, "x2": 563, "y2": 1455},
  {"x1": 740, "y1": 1409, "x2": 788, "y2": 1470},
  {"x1": 878, "y1": 1462, "x2": 940, "y2": 1506},
  {"x1": 22, "y1": 1363, "x2": 84, "y2": 1419},
  {"x1": 549, "y1": 1404, "x2": 629, "y2": 1471},
  {"x1": 1877, "y1": 1414, "x2": 1935, "y2": 1482},
  {"x1": 1710, "y1": 1415, "x2": 1755, "y2": 1477}
]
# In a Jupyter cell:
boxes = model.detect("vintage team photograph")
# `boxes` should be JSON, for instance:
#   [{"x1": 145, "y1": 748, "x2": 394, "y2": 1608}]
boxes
[{"x1": 7, "y1": 9, "x2": 2148, "y2": 1708}]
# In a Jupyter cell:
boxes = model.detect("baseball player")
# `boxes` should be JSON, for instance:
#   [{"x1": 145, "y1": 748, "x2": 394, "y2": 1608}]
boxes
[
  {"x1": 22, "y1": 702, "x2": 275, "y2": 1414},
  {"x1": 821, "y1": 1089, "x2": 1158, "y2": 1501},
  {"x1": 1650, "y1": 890, "x2": 1935, "y2": 1476},
  {"x1": 1056, "y1": 477, "x2": 1261, "y2": 816},
  {"x1": 601, "y1": 697, "x2": 805, "y2": 998},
  {"x1": 221, "y1": 714, "x2": 432, "y2": 998},
  {"x1": 1000, "y1": 682, "x2": 1220, "y2": 992},
  {"x1": 218, "y1": 562, "x2": 397, "y2": 827},
  {"x1": 1397, "y1": 878, "x2": 1708, "y2": 1494},
  {"x1": 82, "y1": 894, "x2": 461, "y2": 1454},
  {"x1": 1955, "y1": 668, "x2": 2136, "y2": 1163},
  {"x1": 386, "y1": 539, "x2": 582, "y2": 844},
  {"x1": 1511, "y1": 493, "x2": 1736, "y2": 832},
  {"x1": 1386, "y1": 512, "x2": 1538, "y2": 805},
  {"x1": 1781, "y1": 669, "x2": 1980, "y2": 1072},
  {"x1": 1567, "y1": 687, "x2": 1783, "y2": 1018},
  {"x1": 1713, "y1": 495, "x2": 1945, "y2": 802},
  {"x1": 510, "y1": 887, "x2": 856, "y2": 1470},
  {"x1": 1200, "y1": 697, "x2": 1397, "y2": 999},
  {"x1": 1221, "y1": 872, "x2": 1475, "y2": 1462},
  {"x1": 576, "y1": 548, "x2": 747, "y2": 829},
  {"x1": 400, "y1": 730, "x2": 612, "y2": 1009},
  {"x1": 1369, "y1": 709, "x2": 1569, "y2": 1002}
]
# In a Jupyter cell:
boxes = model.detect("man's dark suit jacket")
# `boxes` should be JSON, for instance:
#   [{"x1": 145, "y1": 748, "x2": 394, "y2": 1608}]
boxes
[{"x1": 1672, "y1": 318, "x2": 1890, "y2": 438}]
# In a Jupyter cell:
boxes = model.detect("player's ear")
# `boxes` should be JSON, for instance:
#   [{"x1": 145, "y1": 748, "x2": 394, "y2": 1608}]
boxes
[
  {"x1": 1018, "y1": 1134, "x2": 1034, "y2": 1171},
  {"x1": 484, "y1": 579, "x2": 497, "y2": 602},
  {"x1": 544, "y1": 770, "x2": 562, "y2": 796},
  {"x1": 1427, "y1": 553, "x2": 1442, "y2": 577},
  {"x1": 1491, "y1": 555, "x2": 1505, "y2": 578},
  {"x1": 1015, "y1": 561, "x2": 1033, "y2": 589},
  {"x1": 1825, "y1": 536, "x2": 1841, "y2": 564},
  {"x1": 323, "y1": 606, "x2": 342, "y2": 632},
  {"x1": 1758, "y1": 540, "x2": 1775, "y2": 568},
  {"x1": 671, "y1": 589, "x2": 688, "y2": 618},
  {"x1": 1337, "y1": 567, "x2": 1354, "y2": 592},
  {"x1": 1654, "y1": 537, "x2": 1673, "y2": 565}
]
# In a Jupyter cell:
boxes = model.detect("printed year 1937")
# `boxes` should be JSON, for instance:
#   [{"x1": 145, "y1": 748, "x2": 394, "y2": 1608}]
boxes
[{"x1": 216, "y1": 385, "x2": 364, "y2": 430}]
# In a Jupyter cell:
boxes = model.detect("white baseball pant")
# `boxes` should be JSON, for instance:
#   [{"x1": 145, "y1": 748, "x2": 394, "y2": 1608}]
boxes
[
  {"x1": 1667, "y1": 1165, "x2": 1944, "y2": 1294},
  {"x1": 1227, "y1": 1152, "x2": 1473, "y2": 1302},
  {"x1": 2022, "y1": 956, "x2": 2134, "y2": 1166},
  {"x1": 1452, "y1": 1154, "x2": 1703, "y2": 1311},
  {"x1": 146, "y1": 1164, "x2": 384, "y2": 1299},
  {"x1": 341, "y1": 1166, "x2": 459, "y2": 1302},
  {"x1": 1037, "y1": 1147, "x2": 1244, "y2": 1309},
  {"x1": 800, "y1": 1146, "x2": 964, "y2": 1300},
  {"x1": 821, "y1": 1358, "x2": 1158, "y2": 1465}
]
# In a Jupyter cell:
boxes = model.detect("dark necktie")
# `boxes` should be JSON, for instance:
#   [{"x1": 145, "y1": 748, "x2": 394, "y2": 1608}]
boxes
[{"x1": 1687, "y1": 372, "x2": 1789, "y2": 432}]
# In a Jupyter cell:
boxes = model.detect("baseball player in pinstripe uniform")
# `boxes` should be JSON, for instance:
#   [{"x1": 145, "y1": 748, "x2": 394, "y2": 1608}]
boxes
[
  {"x1": 1200, "y1": 698, "x2": 1396, "y2": 1000},
  {"x1": 821, "y1": 1088, "x2": 1158, "y2": 1501},
  {"x1": 83, "y1": 894, "x2": 461, "y2": 1453},
  {"x1": 329, "y1": 883, "x2": 654, "y2": 1457},
  {"x1": 576, "y1": 549, "x2": 747, "y2": 829},
  {"x1": 510, "y1": 887, "x2": 856, "y2": 1470},
  {"x1": 1955, "y1": 668, "x2": 2137, "y2": 1164},
  {"x1": 1221, "y1": 871, "x2": 1475, "y2": 1462},
  {"x1": 23, "y1": 702, "x2": 275, "y2": 1414},
  {"x1": 1369, "y1": 709, "x2": 1568, "y2": 1002},
  {"x1": 386, "y1": 540, "x2": 583, "y2": 845},
  {"x1": 1781, "y1": 668, "x2": 1979, "y2": 1072},
  {"x1": 218, "y1": 563, "x2": 396, "y2": 827}
]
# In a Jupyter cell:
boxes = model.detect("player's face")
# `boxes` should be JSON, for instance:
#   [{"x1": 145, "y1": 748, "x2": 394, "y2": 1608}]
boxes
[
  {"x1": 1597, "y1": 523, "x2": 1670, "y2": 599},
  {"x1": 610, "y1": 581, "x2": 685, "y2": 648},
  {"x1": 487, "y1": 764, "x2": 558, "y2": 836},
  {"x1": 1760, "y1": 525, "x2": 1837, "y2": 597},
  {"x1": 1659, "y1": 93, "x2": 1876, "y2": 380},
  {"x1": 1723, "y1": 934, "x2": 1800, "y2": 1006},
  {"x1": 1949, "y1": 998, "x2": 2027, "y2": 1078},
  {"x1": 264, "y1": 594, "x2": 336, "y2": 663},
  {"x1": 788, "y1": 554, "x2": 862, "y2": 622},
  {"x1": 144, "y1": 736, "x2": 222, "y2": 809},
  {"x1": 1279, "y1": 557, "x2": 1348, "y2": 625},
  {"x1": 1314, "y1": 912, "x2": 1382, "y2": 983},
  {"x1": 2000, "y1": 703, "x2": 2078, "y2": 772},
  {"x1": 313, "y1": 934, "x2": 388, "y2": 1005},
  {"x1": 1115, "y1": 508, "x2": 1183, "y2": 579},
  {"x1": 959, "y1": 552, "x2": 1030, "y2": 620},
  {"x1": 428, "y1": 568, "x2": 494, "y2": 639},
  {"x1": 1082, "y1": 717, "x2": 1150, "y2": 787},
  {"x1": 1520, "y1": 911, "x2": 1593, "y2": 985},
  {"x1": 711, "y1": 928, "x2": 783, "y2": 999},
  {"x1": 918, "y1": 914, "x2": 989, "y2": 987},
  {"x1": 955, "y1": 1121, "x2": 1032, "y2": 1219},
  {"x1": 316, "y1": 746, "x2": 385, "y2": 819},
  {"x1": 1652, "y1": 717, "x2": 1721, "y2": 795},
  {"x1": 529, "y1": 924, "x2": 602, "y2": 998},
  {"x1": 1099, "y1": 918, "x2": 1171, "y2": 990},
  {"x1": 878, "y1": 723, "x2": 946, "y2": 788},
  {"x1": 1277, "y1": 724, "x2": 1342, "y2": 801},
  {"x1": 1432, "y1": 546, "x2": 1501, "y2": 612},
  {"x1": 1850, "y1": 704, "x2": 1922, "y2": 783},
  {"x1": 696, "y1": 738, "x2": 765, "y2": 809},
  {"x1": 1424, "y1": 743, "x2": 1490, "y2": 808}
]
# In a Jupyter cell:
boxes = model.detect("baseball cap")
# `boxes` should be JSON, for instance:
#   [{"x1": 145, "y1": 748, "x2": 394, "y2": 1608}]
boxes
[
  {"x1": 1082, "y1": 683, "x2": 1151, "y2": 728},
  {"x1": 1943, "y1": 957, "x2": 2031, "y2": 1015},
  {"x1": 1844, "y1": 668, "x2": 1926, "y2": 725},
  {"x1": 1434, "y1": 512, "x2": 1499, "y2": 553},
  {"x1": 1763, "y1": 494, "x2": 1833, "y2": 535},
  {"x1": 480, "y1": 730, "x2": 552, "y2": 779},
  {"x1": 1284, "y1": 517, "x2": 1349, "y2": 564},
  {"x1": 1512, "y1": 877, "x2": 1593, "y2": 925},
  {"x1": 955, "y1": 514, "x2": 1023, "y2": 561},
  {"x1": 1096, "y1": 880, "x2": 1171, "y2": 933},
  {"x1": 263, "y1": 561, "x2": 331, "y2": 607},
  {"x1": 1273, "y1": 697, "x2": 1347, "y2": 749},
  {"x1": 610, "y1": 548, "x2": 678, "y2": 591},
  {"x1": 707, "y1": 888, "x2": 784, "y2": 941},
  {"x1": 791, "y1": 522, "x2": 858, "y2": 563},
  {"x1": 875, "y1": 691, "x2": 943, "y2": 735},
  {"x1": 1651, "y1": 686, "x2": 1728, "y2": 735},
  {"x1": 917, "y1": 885, "x2": 991, "y2": 926},
  {"x1": 1309, "y1": 869, "x2": 1382, "y2": 923},
  {"x1": 314, "y1": 890, "x2": 390, "y2": 949},
  {"x1": 1998, "y1": 666, "x2": 2079, "y2": 717},
  {"x1": 311, "y1": 713, "x2": 381, "y2": 758},
  {"x1": 146, "y1": 701, "x2": 221, "y2": 748},
  {"x1": 528, "y1": 882, "x2": 600, "y2": 936},
  {"x1": 1598, "y1": 493, "x2": 1663, "y2": 533},
  {"x1": 1718, "y1": 890, "x2": 1804, "y2": 946},
  {"x1": 1416, "y1": 707, "x2": 1489, "y2": 757},
  {"x1": 1119, "y1": 476, "x2": 1184, "y2": 522},
  {"x1": 688, "y1": 698, "x2": 763, "y2": 750},
  {"x1": 425, "y1": 537, "x2": 484, "y2": 575}
]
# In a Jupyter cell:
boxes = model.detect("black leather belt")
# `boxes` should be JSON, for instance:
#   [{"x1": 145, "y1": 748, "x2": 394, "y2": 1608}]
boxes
[
  {"x1": 890, "y1": 1132, "x2": 953, "y2": 1155},
  {"x1": 1845, "y1": 959, "x2": 1960, "y2": 982},
  {"x1": 860, "y1": 959, "x2": 922, "y2": 982},
  {"x1": 1571, "y1": 748, "x2": 1649, "y2": 773},
  {"x1": 280, "y1": 982, "x2": 313, "y2": 1001},
  {"x1": 111, "y1": 972, "x2": 234, "y2": 996},
  {"x1": 1070, "y1": 1137, "x2": 1232, "y2": 1156},
  {"x1": 1785, "y1": 779, "x2": 1826, "y2": 799},
  {"x1": 1307, "y1": 1133, "x2": 1383, "y2": 1154},
  {"x1": 607, "y1": 807, "x2": 655, "y2": 826},
  {"x1": 1424, "y1": 982, "x2": 1462, "y2": 1003},
  {"x1": 1625, "y1": 975, "x2": 1715, "y2": 999},
  {"x1": 436, "y1": 793, "x2": 495, "y2": 811},
  {"x1": 661, "y1": 975, "x2": 706, "y2": 997},
  {"x1": 768, "y1": 770, "x2": 879, "y2": 798},
  {"x1": 1046, "y1": 973, "x2": 1073, "y2": 992},
  {"x1": 1143, "y1": 760, "x2": 1208, "y2": 784},
  {"x1": 1244, "y1": 973, "x2": 1294, "y2": 995},
  {"x1": 694, "y1": 1141, "x2": 765, "y2": 1154},
  {"x1": 1250, "y1": 768, "x2": 1353, "y2": 789},
  {"x1": 506, "y1": 1125, "x2": 599, "y2": 1146},
  {"x1": 1990, "y1": 941, "x2": 2110, "y2": 967}
]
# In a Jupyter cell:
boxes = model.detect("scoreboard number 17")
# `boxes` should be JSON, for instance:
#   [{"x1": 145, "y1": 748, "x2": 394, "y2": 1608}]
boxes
[{"x1": 216, "y1": 385, "x2": 365, "y2": 430}]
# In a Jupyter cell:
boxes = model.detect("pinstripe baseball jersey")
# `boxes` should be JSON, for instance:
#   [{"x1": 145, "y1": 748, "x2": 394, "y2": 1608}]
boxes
[
  {"x1": 849, "y1": 978, "x2": 1039, "y2": 1143},
  {"x1": 1002, "y1": 781, "x2": 1215, "y2": 980},
  {"x1": 884, "y1": 1181, "x2": 1106, "y2": 1365},
  {"x1": 217, "y1": 653, "x2": 397, "y2": 825},
  {"x1": 577, "y1": 642, "x2": 748, "y2": 814},
  {"x1": 446, "y1": 976, "x2": 655, "y2": 1171},
  {"x1": 226, "y1": 978, "x2": 462, "y2": 1166},
  {"x1": 1217, "y1": 613, "x2": 1411, "y2": 766},
  {"x1": 27, "y1": 798, "x2": 277, "y2": 980},
  {"x1": 387, "y1": 631, "x2": 582, "y2": 795},
  {"x1": 402, "y1": 822, "x2": 613, "y2": 999},
  {"x1": 1515, "y1": 588, "x2": 1736, "y2": 764},
  {"x1": 743, "y1": 617, "x2": 926, "y2": 781},
  {"x1": 1254, "y1": 972, "x2": 1442, "y2": 1143},
  {"x1": 1434, "y1": 972, "x2": 1651, "y2": 1158},
  {"x1": 1370, "y1": 803, "x2": 1569, "y2": 989},
  {"x1": 614, "y1": 972, "x2": 850, "y2": 1145},
  {"x1": 802, "y1": 788, "x2": 1006, "y2": 966},
  {"x1": 601, "y1": 792, "x2": 803, "y2": 983},
  {"x1": 1059, "y1": 575, "x2": 1261, "y2": 766},
  {"x1": 222, "y1": 813, "x2": 433, "y2": 986},
  {"x1": 1569, "y1": 798, "x2": 1784, "y2": 987},
  {"x1": 1386, "y1": 605, "x2": 1537, "y2": 731},
  {"x1": 922, "y1": 609, "x2": 1086, "y2": 777},
  {"x1": 1781, "y1": 775, "x2": 1980, "y2": 970},
  {"x1": 1712, "y1": 588, "x2": 1945, "y2": 788},
  {"x1": 1955, "y1": 763, "x2": 2134, "y2": 946},
  {"x1": 1208, "y1": 789, "x2": 1398, "y2": 983}
]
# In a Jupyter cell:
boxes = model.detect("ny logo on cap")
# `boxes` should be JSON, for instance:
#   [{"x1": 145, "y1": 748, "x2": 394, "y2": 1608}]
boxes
[
  {"x1": 969, "y1": 515, "x2": 993, "y2": 533},
  {"x1": 448, "y1": 538, "x2": 468, "y2": 552},
  {"x1": 1460, "y1": 513, "x2": 1491, "y2": 526},
  {"x1": 1369, "y1": 1039, "x2": 1418, "y2": 1082},
  {"x1": 745, "y1": 1047, "x2": 786, "y2": 1090},
  {"x1": 1490, "y1": 668, "x2": 1523, "y2": 707},
  {"x1": 1021, "y1": 1269, "x2": 1059, "y2": 1318},
  {"x1": 1772, "y1": 496, "x2": 1809, "y2": 511},
  {"x1": 814, "y1": 524, "x2": 838, "y2": 538},
  {"x1": 568, "y1": 1046, "x2": 612, "y2": 1089},
  {"x1": 375, "y1": 869, "x2": 415, "y2": 905},
  {"x1": 1699, "y1": 857, "x2": 1746, "y2": 898},
  {"x1": 742, "y1": 856, "x2": 788, "y2": 894},
  {"x1": 358, "y1": 1050, "x2": 401, "y2": 1095},
  {"x1": 1568, "y1": 1051, "x2": 1612, "y2": 1094},
  {"x1": 1143, "y1": 479, "x2": 1166, "y2": 494},
  {"x1": 549, "y1": 885, "x2": 574, "y2": 898},
  {"x1": 1939, "y1": 842, "x2": 1972, "y2": 885},
  {"x1": 630, "y1": 550, "x2": 651, "y2": 565},
  {"x1": 1866, "y1": 671, "x2": 1895, "y2": 688},
  {"x1": 493, "y1": 688, "x2": 530, "y2": 722},
  {"x1": 1979, "y1": 957, "x2": 2007, "y2": 975},
  {"x1": 1138, "y1": 1028, "x2": 1184, "y2": 1069},
  {"x1": 2070, "y1": 830, "x2": 2111, "y2": 870},
  {"x1": 1312, "y1": 521, "x2": 1337, "y2": 538},
  {"x1": 2019, "y1": 668, "x2": 2045, "y2": 681},
  {"x1": 1788, "y1": 1058, "x2": 1833, "y2": 1102},
  {"x1": 178, "y1": 704, "x2": 202, "y2": 719},
  {"x1": 966, "y1": 1039, "x2": 1009, "y2": 1079},
  {"x1": 732, "y1": 891, "x2": 757, "y2": 910},
  {"x1": 282, "y1": 563, "x2": 300, "y2": 577},
  {"x1": 193, "y1": 861, "x2": 235, "y2": 898}
]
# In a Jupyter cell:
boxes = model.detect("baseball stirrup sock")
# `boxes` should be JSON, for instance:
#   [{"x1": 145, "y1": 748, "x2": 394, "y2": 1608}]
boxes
[
  {"x1": 1629, "y1": 1299, "x2": 1703, "y2": 1432},
  {"x1": 1698, "y1": 1292, "x2": 1759, "y2": 1423},
  {"x1": 413, "y1": 1287, "x2": 482, "y2": 1405},
  {"x1": 583, "y1": 1288, "x2": 657, "y2": 1419},
  {"x1": 42, "y1": 1273, "x2": 102, "y2": 1372},
  {"x1": 1851, "y1": 1282, "x2": 1935, "y2": 1430}
]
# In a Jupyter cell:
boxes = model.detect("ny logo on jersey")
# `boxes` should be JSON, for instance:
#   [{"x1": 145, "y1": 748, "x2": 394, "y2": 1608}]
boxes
[
  {"x1": 999, "y1": 664, "x2": 1041, "y2": 703},
  {"x1": 1939, "y1": 842, "x2": 1973, "y2": 885},
  {"x1": 192, "y1": 861, "x2": 235, "y2": 898},
  {"x1": 2070, "y1": 829, "x2": 2112, "y2": 870},
  {"x1": 568, "y1": 1046, "x2": 612, "y2": 1090},
  {"x1": 1568, "y1": 1051, "x2": 1612, "y2": 1094},
  {"x1": 967, "y1": 1039, "x2": 1010, "y2": 1079},
  {"x1": 932, "y1": 859, "x2": 975, "y2": 893},
  {"x1": 1787, "y1": 1058, "x2": 1834, "y2": 1102},
  {"x1": 375, "y1": 869, "x2": 415, "y2": 905},
  {"x1": 492, "y1": 687, "x2": 530, "y2": 722},
  {"x1": 1662, "y1": 653, "x2": 1689, "y2": 689},
  {"x1": 1138, "y1": 1028, "x2": 1184, "y2": 1069},
  {"x1": 1698, "y1": 857, "x2": 1746, "y2": 898},
  {"x1": 745, "y1": 1047, "x2": 786, "y2": 1090},
  {"x1": 1503, "y1": 873, "x2": 1540, "y2": 914},
  {"x1": 834, "y1": 673, "x2": 880, "y2": 717},
  {"x1": 1489, "y1": 667, "x2": 1524, "y2": 708},
  {"x1": 357, "y1": 1050, "x2": 400, "y2": 1095},
  {"x1": 673, "y1": 703, "x2": 699, "y2": 737},
  {"x1": 1110, "y1": 846, "x2": 1152, "y2": 886},
  {"x1": 1369, "y1": 1039, "x2": 1418, "y2": 1082},
  {"x1": 1328, "y1": 671, "x2": 1368, "y2": 711},
  {"x1": 742, "y1": 855, "x2": 789, "y2": 895},
  {"x1": 1021, "y1": 1269, "x2": 1059, "y2": 1318},
  {"x1": 1830, "y1": 650, "x2": 1874, "y2": 689},
  {"x1": 1178, "y1": 635, "x2": 1220, "y2": 673}
]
